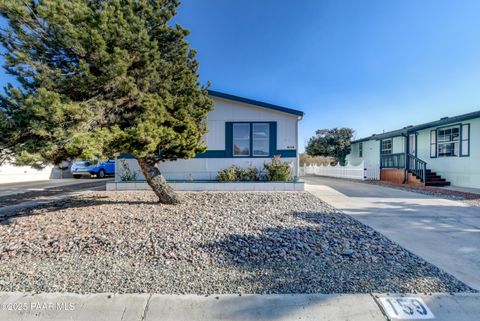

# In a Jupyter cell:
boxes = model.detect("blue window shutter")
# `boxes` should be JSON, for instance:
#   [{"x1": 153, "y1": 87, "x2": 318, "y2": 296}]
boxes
[
  {"x1": 225, "y1": 122, "x2": 233, "y2": 157},
  {"x1": 269, "y1": 122, "x2": 277, "y2": 156}
]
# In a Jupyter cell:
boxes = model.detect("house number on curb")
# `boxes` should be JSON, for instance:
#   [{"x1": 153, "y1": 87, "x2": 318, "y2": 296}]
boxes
[{"x1": 378, "y1": 297, "x2": 435, "y2": 319}]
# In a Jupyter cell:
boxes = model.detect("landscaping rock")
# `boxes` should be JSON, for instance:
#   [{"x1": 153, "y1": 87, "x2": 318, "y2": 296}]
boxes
[{"x1": 0, "y1": 191, "x2": 473, "y2": 294}]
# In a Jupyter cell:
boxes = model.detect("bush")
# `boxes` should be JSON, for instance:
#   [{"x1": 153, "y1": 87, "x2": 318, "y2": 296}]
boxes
[
  {"x1": 263, "y1": 156, "x2": 292, "y2": 181},
  {"x1": 246, "y1": 164, "x2": 259, "y2": 181},
  {"x1": 216, "y1": 157, "x2": 293, "y2": 182},
  {"x1": 216, "y1": 165, "x2": 247, "y2": 181}
]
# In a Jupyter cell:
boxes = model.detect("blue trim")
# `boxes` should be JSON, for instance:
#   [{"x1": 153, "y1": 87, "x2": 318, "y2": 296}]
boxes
[
  {"x1": 195, "y1": 150, "x2": 226, "y2": 158},
  {"x1": 269, "y1": 121, "x2": 277, "y2": 156},
  {"x1": 121, "y1": 150, "x2": 296, "y2": 160},
  {"x1": 415, "y1": 134, "x2": 418, "y2": 157},
  {"x1": 118, "y1": 153, "x2": 135, "y2": 159},
  {"x1": 208, "y1": 90, "x2": 304, "y2": 117},
  {"x1": 195, "y1": 149, "x2": 297, "y2": 159},
  {"x1": 276, "y1": 150, "x2": 296, "y2": 157},
  {"x1": 225, "y1": 122, "x2": 233, "y2": 157}
]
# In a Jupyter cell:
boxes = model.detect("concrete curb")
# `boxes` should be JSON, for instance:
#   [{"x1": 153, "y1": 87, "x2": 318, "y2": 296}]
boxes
[{"x1": 0, "y1": 292, "x2": 479, "y2": 321}]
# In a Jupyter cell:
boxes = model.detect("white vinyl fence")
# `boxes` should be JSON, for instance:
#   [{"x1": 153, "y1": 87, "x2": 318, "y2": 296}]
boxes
[{"x1": 301, "y1": 161, "x2": 380, "y2": 181}]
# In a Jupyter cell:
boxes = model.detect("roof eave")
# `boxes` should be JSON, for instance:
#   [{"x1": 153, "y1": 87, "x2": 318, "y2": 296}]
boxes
[{"x1": 208, "y1": 90, "x2": 304, "y2": 118}]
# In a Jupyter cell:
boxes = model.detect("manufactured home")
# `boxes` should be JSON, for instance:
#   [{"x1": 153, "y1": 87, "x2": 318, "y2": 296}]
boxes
[
  {"x1": 346, "y1": 110, "x2": 480, "y2": 189},
  {"x1": 117, "y1": 90, "x2": 304, "y2": 181}
]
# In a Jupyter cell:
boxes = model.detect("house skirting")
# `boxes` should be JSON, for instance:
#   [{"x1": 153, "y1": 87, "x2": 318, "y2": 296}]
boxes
[
  {"x1": 107, "y1": 181, "x2": 305, "y2": 191},
  {"x1": 406, "y1": 172, "x2": 425, "y2": 187},
  {"x1": 380, "y1": 169, "x2": 426, "y2": 186},
  {"x1": 380, "y1": 169, "x2": 404, "y2": 184}
]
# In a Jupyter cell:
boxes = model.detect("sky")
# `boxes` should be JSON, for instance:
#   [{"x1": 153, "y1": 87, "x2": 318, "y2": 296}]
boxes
[{"x1": 2, "y1": 0, "x2": 480, "y2": 152}]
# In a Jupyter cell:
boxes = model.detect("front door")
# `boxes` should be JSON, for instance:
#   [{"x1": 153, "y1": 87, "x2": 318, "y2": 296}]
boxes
[
  {"x1": 408, "y1": 134, "x2": 417, "y2": 169},
  {"x1": 408, "y1": 134, "x2": 416, "y2": 156}
]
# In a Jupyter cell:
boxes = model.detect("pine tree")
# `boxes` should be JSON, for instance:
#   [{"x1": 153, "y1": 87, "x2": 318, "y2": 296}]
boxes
[{"x1": 0, "y1": 0, "x2": 213, "y2": 204}]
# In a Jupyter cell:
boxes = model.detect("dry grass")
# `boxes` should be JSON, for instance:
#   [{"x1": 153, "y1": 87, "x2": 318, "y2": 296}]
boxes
[{"x1": 299, "y1": 153, "x2": 335, "y2": 166}]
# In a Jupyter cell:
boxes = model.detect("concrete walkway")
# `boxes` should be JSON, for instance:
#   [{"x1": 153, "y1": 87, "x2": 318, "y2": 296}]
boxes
[
  {"x1": 0, "y1": 292, "x2": 479, "y2": 321},
  {"x1": 304, "y1": 176, "x2": 480, "y2": 290}
]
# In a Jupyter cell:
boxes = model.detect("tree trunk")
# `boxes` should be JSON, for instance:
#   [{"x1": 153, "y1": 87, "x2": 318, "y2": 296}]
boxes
[{"x1": 137, "y1": 159, "x2": 181, "y2": 204}]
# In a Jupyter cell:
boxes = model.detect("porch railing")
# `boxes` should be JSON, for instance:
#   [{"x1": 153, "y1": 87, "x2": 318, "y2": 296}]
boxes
[
  {"x1": 407, "y1": 154, "x2": 427, "y2": 182},
  {"x1": 380, "y1": 153, "x2": 405, "y2": 169},
  {"x1": 381, "y1": 152, "x2": 428, "y2": 182}
]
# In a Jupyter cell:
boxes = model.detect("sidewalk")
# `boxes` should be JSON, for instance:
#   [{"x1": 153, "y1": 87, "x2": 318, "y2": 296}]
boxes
[{"x1": 0, "y1": 292, "x2": 479, "y2": 321}]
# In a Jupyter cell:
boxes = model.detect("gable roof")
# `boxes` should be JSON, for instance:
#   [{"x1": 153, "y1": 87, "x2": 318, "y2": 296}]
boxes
[
  {"x1": 208, "y1": 90, "x2": 304, "y2": 117},
  {"x1": 353, "y1": 110, "x2": 480, "y2": 143}
]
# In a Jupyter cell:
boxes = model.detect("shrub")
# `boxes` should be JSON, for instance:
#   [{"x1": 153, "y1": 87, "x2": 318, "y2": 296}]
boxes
[
  {"x1": 246, "y1": 164, "x2": 259, "y2": 181},
  {"x1": 263, "y1": 156, "x2": 292, "y2": 181},
  {"x1": 216, "y1": 165, "x2": 247, "y2": 181},
  {"x1": 119, "y1": 159, "x2": 138, "y2": 181}
]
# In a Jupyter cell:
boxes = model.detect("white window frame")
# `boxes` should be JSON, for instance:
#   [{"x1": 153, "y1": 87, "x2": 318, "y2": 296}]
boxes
[
  {"x1": 232, "y1": 123, "x2": 251, "y2": 157},
  {"x1": 437, "y1": 125, "x2": 460, "y2": 158},
  {"x1": 381, "y1": 139, "x2": 393, "y2": 155},
  {"x1": 252, "y1": 123, "x2": 270, "y2": 157}
]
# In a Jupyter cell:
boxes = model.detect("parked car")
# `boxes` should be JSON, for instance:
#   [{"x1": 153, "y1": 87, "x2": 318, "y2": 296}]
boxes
[{"x1": 70, "y1": 159, "x2": 115, "y2": 179}]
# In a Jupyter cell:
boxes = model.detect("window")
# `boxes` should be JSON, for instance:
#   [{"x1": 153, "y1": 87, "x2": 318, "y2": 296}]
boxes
[
  {"x1": 232, "y1": 123, "x2": 271, "y2": 157},
  {"x1": 381, "y1": 139, "x2": 392, "y2": 155},
  {"x1": 437, "y1": 126, "x2": 460, "y2": 157},
  {"x1": 233, "y1": 123, "x2": 250, "y2": 156},
  {"x1": 461, "y1": 124, "x2": 470, "y2": 157},
  {"x1": 252, "y1": 123, "x2": 270, "y2": 156},
  {"x1": 359, "y1": 142, "x2": 363, "y2": 158}
]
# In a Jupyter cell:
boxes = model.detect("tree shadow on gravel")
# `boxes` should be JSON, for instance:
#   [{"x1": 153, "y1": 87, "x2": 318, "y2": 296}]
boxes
[
  {"x1": 0, "y1": 196, "x2": 159, "y2": 225},
  {"x1": 203, "y1": 211, "x2": 474, "y2": 294}
]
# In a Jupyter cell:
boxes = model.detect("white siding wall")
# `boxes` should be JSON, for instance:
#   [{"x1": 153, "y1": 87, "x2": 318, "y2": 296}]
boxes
[
  {"x1": 116, "y1": 96, "x2": 300, "y2": 181},
  {"x1": 392, "y1": 136, "x2": 405, "y2": 154},
  {"x1": 347, "y1": 140, "x2": 380, "y2": 167},
  {"x1": 204, "y1": 120, "x2": 225, "y2": 150},
  {"x1": 205, "y1": 97, "x2": 298, "y2": 151},
  {"x1": 117, "y1": 157, "x2": 297, "y2": 181},
  {"x1": 415, "y1": 118, "x2": 480, "y2": 188},
  {"x1": 0, "y1": 162, "x2": 57, "y2": 184}
]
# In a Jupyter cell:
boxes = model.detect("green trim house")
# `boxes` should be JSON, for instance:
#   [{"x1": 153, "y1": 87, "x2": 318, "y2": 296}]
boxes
[{"x1": 346, "y1": 110, "x2": 480, "y2": 188}]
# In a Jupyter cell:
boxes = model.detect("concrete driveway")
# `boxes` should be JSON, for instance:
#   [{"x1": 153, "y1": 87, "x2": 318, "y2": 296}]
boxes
[
  {"x1": 0, "y1": 179, "x2": 108, "y2": 198},
  {"x1": 304, "y1": 176, "x2": 480, "y2": 290}
]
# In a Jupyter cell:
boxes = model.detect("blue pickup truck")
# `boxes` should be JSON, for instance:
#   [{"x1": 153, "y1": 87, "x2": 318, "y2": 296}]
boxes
[{"x1": 70, "y1": 159, "x2": 115, "y2": 179}]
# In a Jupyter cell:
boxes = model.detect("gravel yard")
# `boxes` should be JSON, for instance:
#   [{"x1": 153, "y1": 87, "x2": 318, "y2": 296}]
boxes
[{"x1": 0, "y1": 191, "x2": 473, "y2": 294}]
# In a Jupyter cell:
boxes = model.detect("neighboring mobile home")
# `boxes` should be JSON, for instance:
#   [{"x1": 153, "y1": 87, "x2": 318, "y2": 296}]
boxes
[
  {"x1": 117, "y1": 90, "x2": 304, "y2": 181},
  {"x1": 346, "y1": 110, "x2": 480, "y2": 189}
]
